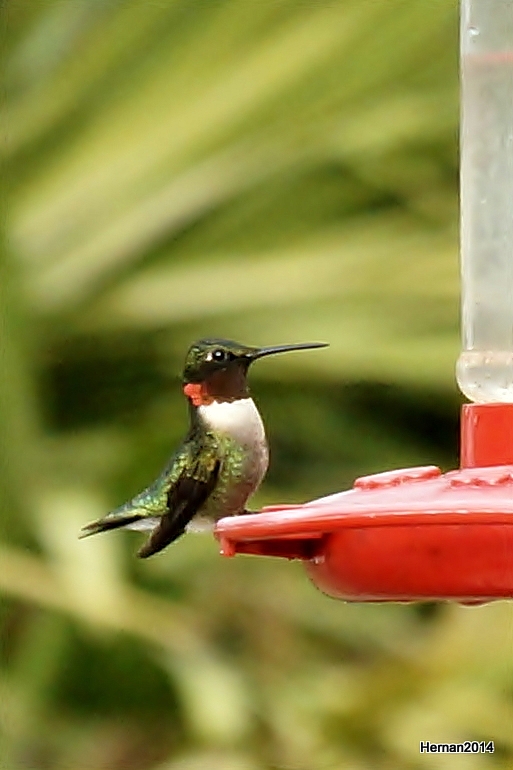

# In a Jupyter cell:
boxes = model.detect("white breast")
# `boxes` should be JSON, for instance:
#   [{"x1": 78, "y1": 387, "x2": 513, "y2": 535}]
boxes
[
  {"x1": 198, "y1": 398, "x2": 266, "y2": 447},
  {"x1": 196, "y1": 397, "x2": 269, "y2": 520}
]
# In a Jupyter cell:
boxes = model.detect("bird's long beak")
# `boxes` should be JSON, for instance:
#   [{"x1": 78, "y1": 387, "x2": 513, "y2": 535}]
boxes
[{"x1": 250, "y1": 342, "x2": 328, "y2": 360}]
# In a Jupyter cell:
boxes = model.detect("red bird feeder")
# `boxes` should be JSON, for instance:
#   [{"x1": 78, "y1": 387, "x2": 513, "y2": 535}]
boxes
[{"x1": 215, "y1": 0, "x2": 513, "y2": 602}]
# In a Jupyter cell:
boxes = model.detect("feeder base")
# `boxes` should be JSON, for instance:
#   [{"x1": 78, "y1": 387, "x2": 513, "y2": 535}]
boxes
[{"x1": 215, "y1": 462, "x2": 513, "y2": 602}]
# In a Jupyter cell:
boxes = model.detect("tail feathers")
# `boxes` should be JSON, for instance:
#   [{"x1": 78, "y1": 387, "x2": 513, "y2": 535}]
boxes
[{"x1": 79, "y1": 510, "x2": 148, "y2": 539}]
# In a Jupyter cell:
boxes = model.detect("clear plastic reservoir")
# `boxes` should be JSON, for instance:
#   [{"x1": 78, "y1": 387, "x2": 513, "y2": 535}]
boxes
[{"x1": 457, "y1": 0, "x2": 513, "y2": 402}]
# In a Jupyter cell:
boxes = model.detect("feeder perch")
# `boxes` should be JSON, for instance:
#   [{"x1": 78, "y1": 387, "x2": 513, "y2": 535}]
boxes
[{"x1": 216, "y1": 0, "x2": 513, "y2": 602}]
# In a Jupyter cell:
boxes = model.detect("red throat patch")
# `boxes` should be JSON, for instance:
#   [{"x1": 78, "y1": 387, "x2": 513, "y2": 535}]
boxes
[
  {"x1": 184, "y1": 368, "x2": 249, "y2": 405},
  {"x1": 183, "y1": 383, "x2": 212, "y2": 406}
]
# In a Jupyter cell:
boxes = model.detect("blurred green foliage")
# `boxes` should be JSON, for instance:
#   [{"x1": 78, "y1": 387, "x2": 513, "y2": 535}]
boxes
[{"x1": 2, "y1": 1, "x2": 512, "y2": 768}]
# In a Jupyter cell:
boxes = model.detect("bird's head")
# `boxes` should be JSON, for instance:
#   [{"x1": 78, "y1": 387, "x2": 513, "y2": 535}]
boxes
[{"x1": 182, "y1": 338, "x2": 327, "y2": 405}]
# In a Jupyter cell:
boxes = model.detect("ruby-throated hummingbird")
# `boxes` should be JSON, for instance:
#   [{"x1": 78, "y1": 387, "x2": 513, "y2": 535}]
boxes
[{"x1": 80, "y1": 338, "x2": 327, "y2": 558}]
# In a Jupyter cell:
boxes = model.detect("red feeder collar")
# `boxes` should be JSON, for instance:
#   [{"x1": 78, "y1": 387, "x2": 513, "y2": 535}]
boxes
[
  {"x1": 461, "y1": 402, "x2": 513, "y2": 467},
  {"x1": 215, "y1": 403, "x2": 513, "y2": 602}
]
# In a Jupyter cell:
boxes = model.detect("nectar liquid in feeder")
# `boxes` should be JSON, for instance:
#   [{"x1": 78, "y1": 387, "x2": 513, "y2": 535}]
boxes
[{"x1": 457, "y1": 0, "x2": 513, "y2": 403}]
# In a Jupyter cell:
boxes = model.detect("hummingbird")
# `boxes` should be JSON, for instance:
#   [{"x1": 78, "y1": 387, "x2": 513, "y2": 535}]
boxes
[{"x1": 80, "y1": 338, "x2": 327, "y2": 558}]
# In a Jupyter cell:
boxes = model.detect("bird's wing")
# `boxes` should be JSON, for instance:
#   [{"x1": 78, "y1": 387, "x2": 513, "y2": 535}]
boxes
[{"x1": 137, "y1": 435, "x2": 221, "y2": 558}]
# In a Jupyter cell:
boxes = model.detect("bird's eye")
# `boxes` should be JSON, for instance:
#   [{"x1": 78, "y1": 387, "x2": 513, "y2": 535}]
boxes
[{"x1": 212, "y1": 349, "x2": 226, "y2": 362}]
